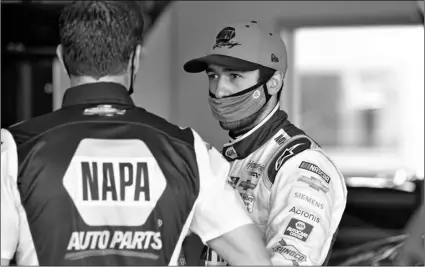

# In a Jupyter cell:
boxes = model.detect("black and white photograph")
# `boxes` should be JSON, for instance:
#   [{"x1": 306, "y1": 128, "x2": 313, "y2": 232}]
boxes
[{"x1": 1, "y1": 1, "x2": 424, "y2": 266}]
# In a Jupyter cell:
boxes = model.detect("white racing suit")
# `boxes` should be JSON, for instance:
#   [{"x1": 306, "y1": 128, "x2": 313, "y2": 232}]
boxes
[{"x1": 202, "y1": 105, "x2": 347, "y2": 266}]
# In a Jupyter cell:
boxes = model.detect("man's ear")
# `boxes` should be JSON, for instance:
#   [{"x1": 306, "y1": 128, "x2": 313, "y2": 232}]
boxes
[
  {"x1": 130, "y1": 44, "x2": 143, "y2": 74},
  {"x1": 266, "y1": 71, "x2": 284, "y2": 95},
  {"x1": 56, "y1": 44, "x2": 69, "y2": 75}
]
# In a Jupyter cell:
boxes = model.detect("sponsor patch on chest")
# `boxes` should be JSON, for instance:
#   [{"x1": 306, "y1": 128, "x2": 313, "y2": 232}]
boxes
[
  {"x1": 240, "y1": 192, "x2": 255, "y2": 213},
  {"x1": 245, "y1": 160, "x2": 265, "y2": 178}
]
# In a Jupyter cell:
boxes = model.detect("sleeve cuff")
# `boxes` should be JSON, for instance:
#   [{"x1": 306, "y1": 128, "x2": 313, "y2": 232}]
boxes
[{"x1": 199, "y1": 221, "x2": 254, "y2": 244}]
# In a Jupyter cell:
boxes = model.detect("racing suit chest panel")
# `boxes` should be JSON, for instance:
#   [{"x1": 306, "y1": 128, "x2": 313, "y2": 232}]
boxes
[
  {"x1": 226, "y1": 132, "x2": 284, "y2": 232},
  {"x1": 203, "y1": 107, "x2": 346, "y2": 265},
  {"x1": 8, "y1": 104, "x2": 201, "y2": 266}
]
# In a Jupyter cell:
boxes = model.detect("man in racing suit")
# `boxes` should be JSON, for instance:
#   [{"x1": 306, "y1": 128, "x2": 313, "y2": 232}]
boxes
[
  {"x1": 0, "y1": 4, "x2": 271, "y2": 266},
  {"x1": 183, "y1": 20, "x2": 348, "y2": 265}
]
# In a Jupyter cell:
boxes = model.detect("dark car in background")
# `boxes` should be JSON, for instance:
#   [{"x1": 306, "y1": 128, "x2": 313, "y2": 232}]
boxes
[
  {"x1": 328, "y1": 173, "x2": 423, "y2": 266},
  {"x1": 331, "y1": 234, "x2": 424, "y2": 266}
]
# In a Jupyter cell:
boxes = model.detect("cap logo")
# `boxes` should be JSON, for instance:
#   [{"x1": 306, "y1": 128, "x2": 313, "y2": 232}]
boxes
[
  {"x1": 271, "y1": 54, "x2": 279, "y2": 63},
  {"x1": 213, "y1": 27, "x2": 242, "y2": 50}
]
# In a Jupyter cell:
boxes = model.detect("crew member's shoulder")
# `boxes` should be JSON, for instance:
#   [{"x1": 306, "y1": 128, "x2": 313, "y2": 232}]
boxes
[
  {"x1": 7, "y1": 109, "x2": 75, "y2": 146},
  {"x1": 131, "y1": 107, "x2": 197, "y2": 148},
  {"x1": 266, "y1": 134, "x2": 319, "y2": 184}
]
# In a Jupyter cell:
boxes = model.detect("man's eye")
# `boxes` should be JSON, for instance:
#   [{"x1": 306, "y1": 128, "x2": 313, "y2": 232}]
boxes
[
  {"x1": 230, "y1": 74, "x2": 242, "y2": 79},
  {"x1": 207, "y1": 74, "x2": 217, "y2": 80}
]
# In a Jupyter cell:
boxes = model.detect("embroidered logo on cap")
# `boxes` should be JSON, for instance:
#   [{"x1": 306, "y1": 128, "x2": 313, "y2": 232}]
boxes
[{"x1": 213, "y1": 27, "x2": 242, "y2": 50}]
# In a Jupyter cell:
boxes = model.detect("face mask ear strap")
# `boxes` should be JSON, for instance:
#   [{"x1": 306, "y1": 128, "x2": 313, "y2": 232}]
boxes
[
  {"x1": 128, "y1": 47, "x2": 137, "y2": 96},
  {"x1": 63, "y1": 58, "x2": 71, "y2": 78},
  {"x1": 263, "y1": 84, "x2": 272, "y2": 102},
  {"x1": 227, "y1": 79, "x2": 267, "y2": 98},
  {"x1": 209, "y1": 80, "x2": 272, "y2": 100}
]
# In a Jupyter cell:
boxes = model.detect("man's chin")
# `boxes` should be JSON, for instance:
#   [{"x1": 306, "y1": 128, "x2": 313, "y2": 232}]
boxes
[
  {"x1": 215, "y1": 105, "x2": 266, "y2": 135},
  {"x1": 218, "y1": 116, "x2": 257, "y2": 134},
  {"x1": 218, "y1": 120, "x2": 240, "y2": 131}
]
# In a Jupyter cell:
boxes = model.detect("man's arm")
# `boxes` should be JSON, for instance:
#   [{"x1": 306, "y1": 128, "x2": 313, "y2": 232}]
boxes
[
  {"x1": 206, "y1": 224, "x2": 267, "y2": 265},
  {"x1": 1, "y1": 129, "x2": 20, "y2": 265},
  {"x1": 189, "y1": 130, "x2": 271, "y2": 265},
  {"x1": 266, "y1": 145, "x2": 347, "y2": 265}
]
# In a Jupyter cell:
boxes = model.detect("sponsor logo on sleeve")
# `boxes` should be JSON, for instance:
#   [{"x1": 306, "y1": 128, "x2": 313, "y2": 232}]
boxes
[
  {"x1": 294, "y1": 192, "x2": 324, "y2": 209},
  {"x1": 289, "y1": 206, "x2": 320, "y2": 223},
  {"x1": 297, "y1": 175, "x2": 329, "y2": 193},
  {"x1": 272, "y1": 239, "x2": 307, "y2": 265},
  {"x1": 284, "y1": 218, "x2": 313, "y2": 242},
  {"x1": 299, "y1": 161, "x2": 331, "y2": 183}
]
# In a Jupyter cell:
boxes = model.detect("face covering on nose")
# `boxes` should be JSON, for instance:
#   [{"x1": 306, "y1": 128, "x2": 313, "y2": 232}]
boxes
[{"x1": 208, "y1": 81, "x2": 271, "y2": 123}]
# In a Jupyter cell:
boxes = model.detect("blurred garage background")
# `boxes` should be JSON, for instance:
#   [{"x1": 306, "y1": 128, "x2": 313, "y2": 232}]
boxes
[{"x1": 1, "y1": 0, "x2": 424, "y2": 265}]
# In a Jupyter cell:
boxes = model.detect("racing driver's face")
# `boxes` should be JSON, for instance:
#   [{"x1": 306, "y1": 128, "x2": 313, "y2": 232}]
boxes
[
  {"x1": 206, "y1": 64, "x2": 260, "y2": 99},
  {"x1": 206, "y1": 64, "x2": 268, "y2": 134}
]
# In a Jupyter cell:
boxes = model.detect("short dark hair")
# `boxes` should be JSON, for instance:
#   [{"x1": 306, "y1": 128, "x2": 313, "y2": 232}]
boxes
[{"x1": 59, "y1": 1, "x2": 144, "y2": 79}]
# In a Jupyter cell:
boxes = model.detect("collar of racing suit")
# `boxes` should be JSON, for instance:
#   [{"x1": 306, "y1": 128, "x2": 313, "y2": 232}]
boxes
[
  {"x1": 221, "y1": 104, "x2": 304, "y2": 161},
  {"x1": 62, "y1": 82, "x2": 135, "y2": 107}
]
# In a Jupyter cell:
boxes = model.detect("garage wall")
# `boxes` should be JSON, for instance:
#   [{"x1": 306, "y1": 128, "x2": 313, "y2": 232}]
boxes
[
  {"x1": 54, "y1": 1, "x2": 420, "y2": 149},
  {"x1": 171, "y1": 1, "x2": 420, "y2": 148}
]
